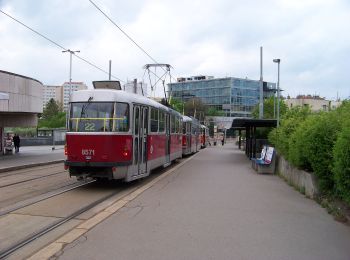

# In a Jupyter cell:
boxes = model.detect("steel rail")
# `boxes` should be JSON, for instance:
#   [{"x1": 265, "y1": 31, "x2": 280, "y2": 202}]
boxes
[
  {"x1": 0, "y1": 171, "x2": 66, "y2": 189},
  {"x1": 0, "y1": 180, "x2": 95, "y2": 217},
  {"x1": 0, "y1": 186, "x2": 118, "y2": 259}
]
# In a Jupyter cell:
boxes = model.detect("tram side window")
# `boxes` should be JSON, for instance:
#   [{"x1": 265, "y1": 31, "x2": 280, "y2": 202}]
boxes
[
  {"x1": 150, "y1": 108, "x2": 159, "y2": 132},
  {"x1": 114, "y1": 103, "x2": 129, "y2": 132},
  {"x1": 183, "y1": 122, "x2": 186, "y2": 134},
  {"x1": 159, "y1": 111, "x2": 165, "y2": 132},
  {"x1": 178, "y1": 118, "x2": 183, "y2": 133},
  {"x1": 171, "y1": 115, "x2": 176, "y2": 133}
]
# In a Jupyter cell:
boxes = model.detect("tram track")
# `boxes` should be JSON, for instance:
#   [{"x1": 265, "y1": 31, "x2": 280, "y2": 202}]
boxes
[
  {"x1": 0, "y1": 179, "x2": 95, "y2": 217},
  {"x1": 0, "y1": 158, "x2": 189, "y2": 259},
  {"x1": 0, "y1": 186, "x2": 119, "y2": 259},
  {"x1": 0, "y1": 164, "x2": 61, "y2": 178},
  {"x1": 0, "y1": 170, "x2": 66, "y2": 189}
]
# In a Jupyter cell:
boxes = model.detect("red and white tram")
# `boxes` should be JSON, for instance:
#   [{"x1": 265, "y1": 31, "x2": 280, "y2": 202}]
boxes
[
  {"x1": 200, "y1": 125, "x2": 209, "y2": 148},
  {"x1": 64, "y1": 88, "x2": 183, "y2": 182},
  {"x1": 182, "y1": 116, "x2": 201, "y2": 155}
]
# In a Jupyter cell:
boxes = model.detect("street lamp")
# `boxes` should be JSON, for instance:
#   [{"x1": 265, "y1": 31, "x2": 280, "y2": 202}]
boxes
[
  {"x1": 62, "y1": 49, "x2": 80, "y2": 97},
  {"x1": 273, "y1": 58, "x2": 281, "y2": 127}
]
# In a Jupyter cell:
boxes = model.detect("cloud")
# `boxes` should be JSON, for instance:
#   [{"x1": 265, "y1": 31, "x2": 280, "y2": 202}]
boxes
[{"x1": 1, "y1": 0, "x2": 350, "y2": 99}]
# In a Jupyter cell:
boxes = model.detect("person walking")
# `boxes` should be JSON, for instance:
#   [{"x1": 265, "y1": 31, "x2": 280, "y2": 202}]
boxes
[{"x1": 13, "y1": 134, "x2": 20, "y2": 153}]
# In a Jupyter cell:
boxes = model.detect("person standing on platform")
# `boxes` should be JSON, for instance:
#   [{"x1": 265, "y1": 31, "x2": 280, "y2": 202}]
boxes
[{"x1": 13, "y1": 134, "x2": 20, "y2": 153}]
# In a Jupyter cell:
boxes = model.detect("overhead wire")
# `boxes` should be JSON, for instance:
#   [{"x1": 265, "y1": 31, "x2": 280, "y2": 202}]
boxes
[
  {"x1": 88, "y1": 0, "x2": 178, "y2": 83},
  {"x1": 0, "y1": 9, "x2": 124, "y2": 82}
]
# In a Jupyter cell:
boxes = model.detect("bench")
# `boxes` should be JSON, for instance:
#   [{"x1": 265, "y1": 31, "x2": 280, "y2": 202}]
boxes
[
  {"x1": 252, "y1": 146, "x2": 276, "y2": 174},
  {"x1": 251, "y1": 146, "x2": 267, "y2": 171}
]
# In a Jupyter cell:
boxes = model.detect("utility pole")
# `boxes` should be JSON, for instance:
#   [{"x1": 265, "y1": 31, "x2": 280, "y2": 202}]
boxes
[
  {"x1": 109, "y1": 60, "x2": 112, "y2": 80},
  {"x1": 62, "y1": 49, "x2": 80, "y2": 97},
  {"x1": 273, "y1": 59, "x2": 281, "y2": 127},
  {"x1": 259, "y1": 46, "x2": 264, "y2": 119}
]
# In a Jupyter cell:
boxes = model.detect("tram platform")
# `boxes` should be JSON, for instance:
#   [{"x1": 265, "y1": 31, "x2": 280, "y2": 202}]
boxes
[
  {"x1": 35, "y1": 142, "x2": 350, "y2": 260},
  {"x1": 0, "y1": 145, "x2": 65, "y2": 173}
]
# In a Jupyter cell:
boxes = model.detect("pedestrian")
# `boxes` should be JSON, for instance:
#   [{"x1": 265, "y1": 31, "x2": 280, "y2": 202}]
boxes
[
  {"x1": 221, "y1": 137, "x2": 225, "y2": 146},
  {"x1": 13, "y1": 134, "x2": 20, "y2": 153}
]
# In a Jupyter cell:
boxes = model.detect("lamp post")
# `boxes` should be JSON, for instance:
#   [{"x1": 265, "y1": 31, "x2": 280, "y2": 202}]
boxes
[
  {"x1": 273, "y1": 58, "x2": 281, "y2": 127},
  {"x1": 62, "y1": 49, "x2": 80, "y2": 97}
]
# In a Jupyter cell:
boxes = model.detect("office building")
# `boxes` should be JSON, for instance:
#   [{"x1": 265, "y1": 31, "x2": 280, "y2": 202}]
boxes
[{"x1": 168, "y1": 76, "x2": 275, "y2": 117}]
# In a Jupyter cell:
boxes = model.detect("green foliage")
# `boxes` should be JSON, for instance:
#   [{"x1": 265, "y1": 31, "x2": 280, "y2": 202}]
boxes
[
  {"x1": 333, "y1": 120, "x2": 350, "y2": 204},
  {"x1": 38, "y1": 111, "x2": 66, "y2": 128},
  {"x1": 206, "y1": 107, "x2": 225, "y2": 116},
  {"x1": 299, "y1": 112, "x2": 340, "y2": 192},
  {"x1": 288, "y1": 116, "x2": 316, "y2": 171},
  {"x1": 268, "y1": 106, "x2": 312, "y2": 159},
  {"x1": 252, "y1": 96, "x2": 288, "y2": 119},
  {"x1": 169, "y1": 98, "x2": 184, "y2": 114},
  {"x1": 7, "y1": 127, "x2": 37, "y2": 137},
  {"x1": 42, "y1": 98, "x2": 61, "y2": 120}
]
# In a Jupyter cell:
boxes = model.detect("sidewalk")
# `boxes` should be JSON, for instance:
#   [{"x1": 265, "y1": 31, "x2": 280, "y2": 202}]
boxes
[
  {"x1": 0, "y1": 146, "x2": 65, "y2": 172},
  {"x1": 55, "y1": 143, "x2": 350, "y2": 260}
]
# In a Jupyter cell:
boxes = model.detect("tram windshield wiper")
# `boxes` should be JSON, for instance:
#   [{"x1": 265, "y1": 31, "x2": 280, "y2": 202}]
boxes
[{"x1": 80, "y1": 97, "x2": 93, "y2": 118}]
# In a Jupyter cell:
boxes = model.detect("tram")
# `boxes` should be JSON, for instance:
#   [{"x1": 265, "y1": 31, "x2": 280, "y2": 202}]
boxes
[
  {"x1": 182, "y1": 116, "x2": 201, "y2": 155},
  {"x1": 64, "y1": 88, "x2": 183, "y2": 182},
  {"x1": 200, "y1": 125, "x2": 210, "y2": 148}
]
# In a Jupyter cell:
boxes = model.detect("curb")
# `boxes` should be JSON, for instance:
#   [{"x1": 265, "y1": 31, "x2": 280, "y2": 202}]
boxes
[{"x1": 0, "y1": 160, "x2": 65, "y2": 173}]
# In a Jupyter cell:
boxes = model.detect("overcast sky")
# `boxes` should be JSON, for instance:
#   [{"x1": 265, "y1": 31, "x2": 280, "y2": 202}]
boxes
[{"x1": 1, "y1": 0, "x2": 349, "y2": 100}]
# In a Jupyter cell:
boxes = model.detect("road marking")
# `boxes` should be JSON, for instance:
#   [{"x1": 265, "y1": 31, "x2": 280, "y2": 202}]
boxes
[{"x1": 28, "y1": 152, "x2": 200, "y2": 259}]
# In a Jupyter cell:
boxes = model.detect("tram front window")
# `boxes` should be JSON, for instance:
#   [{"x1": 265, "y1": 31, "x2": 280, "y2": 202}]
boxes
[{"x1": 69, "y1": 102, "x2": 129, "y2": 132}]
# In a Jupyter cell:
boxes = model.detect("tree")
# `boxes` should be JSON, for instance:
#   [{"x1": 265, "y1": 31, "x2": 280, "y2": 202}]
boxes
[
  {"x1": 206, "y1": 107, "x2": 225, "y2": 116},
  {"x1": 251, "y1": 96, "x2": 287, "y2": 119},
  {"x1": 184, "y1": 98, "x2": 207, "y2": 119},
  {"x1": 169, "y1": 98, "x2": 184, "y2": 114},
  {"x1": 42, "y1": 99, "x2": 61, "y2": 120},
  {"x1": 39, "y1": 99, "x2": 66, "y2": 128}
]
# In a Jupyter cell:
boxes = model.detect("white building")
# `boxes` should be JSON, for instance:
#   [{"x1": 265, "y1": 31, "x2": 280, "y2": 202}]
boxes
[
  {"x1": 285, "y1": 95, "x2": 342, "y2": 112},
  {"x1": 123, "y1": 81, "x2": 148, "y2": 96},
  {"x1": 62, "y1": 82, "x2": 88, "y2": 110},
  {"x1": 43, "y1": 82, "x2": 88, "y2": 111}
]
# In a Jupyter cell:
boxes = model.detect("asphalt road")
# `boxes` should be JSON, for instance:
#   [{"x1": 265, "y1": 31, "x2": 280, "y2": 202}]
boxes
[{"x1": 55, "y1": 144, "x2": 350, "y2": 260}]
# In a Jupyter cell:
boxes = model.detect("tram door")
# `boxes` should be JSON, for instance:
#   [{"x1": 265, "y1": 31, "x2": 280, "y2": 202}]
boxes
[
  {"x1": 133, "y1": 105, "x2": 148, "y2": 176},
  {"x1": 165, "y1": 113, "x2": 171, "y2": 164}
]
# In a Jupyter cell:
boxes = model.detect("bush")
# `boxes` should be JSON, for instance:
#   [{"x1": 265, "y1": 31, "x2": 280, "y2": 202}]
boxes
[
  {"x1": 268, "y1": 106, "x2": 311, "y2": 159},
  {"x1": 333, "y1": 122, "x2": 350, "y2": 204},
  {"x1": 288, "y1": 115, "x2": 317, "y2": 171},
  {"x1": 302, "y1": 112, "x2": 341, "y2": 193}
]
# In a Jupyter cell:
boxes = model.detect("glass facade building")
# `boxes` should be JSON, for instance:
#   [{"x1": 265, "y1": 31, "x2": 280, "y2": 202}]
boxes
[{"x1": 168, "y1": 77, "x2": 275, "y2": 117}]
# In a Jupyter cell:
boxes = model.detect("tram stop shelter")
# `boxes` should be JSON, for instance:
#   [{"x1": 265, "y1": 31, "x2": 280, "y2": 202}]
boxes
[{"x1": 231, "y1": 118, "x2": 277, "y2": 159}]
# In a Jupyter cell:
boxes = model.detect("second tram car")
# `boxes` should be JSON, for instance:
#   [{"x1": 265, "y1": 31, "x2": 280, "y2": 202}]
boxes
[
  {"x1": 182, "y1": 116, "x2": 201, "y2": 155},
  {"x1": 64, "y1": 89, "x2": 183, "y2": 182}
]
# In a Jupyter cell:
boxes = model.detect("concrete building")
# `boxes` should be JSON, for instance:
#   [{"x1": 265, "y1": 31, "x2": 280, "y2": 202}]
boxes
[
  {"x1": 62, "y1": 82, "x2": 88, "y2": 110},
  {"x1": 42, "y1": 85, "x2": 62, "y2": 109},
  {"x1": 168, "y1": 76, "x2": 275, "y2": 117},
  {"x1": 43, "y1": 82, "x2": 88, "y2": 111},
  {"x1": 123, "y1": 81, "x2": 148, "y2": 96},
  {"x1": 285, "y1": 95, "x2": 342, "y2": 112},
  {"x1": 0, "y1": 70, "x2": 43, "y2": 154}
]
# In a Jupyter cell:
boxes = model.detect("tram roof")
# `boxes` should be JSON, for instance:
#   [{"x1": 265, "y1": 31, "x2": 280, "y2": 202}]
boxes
[{"x1": 70, "y1": 89, "x2": 179, "y2": 114}]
